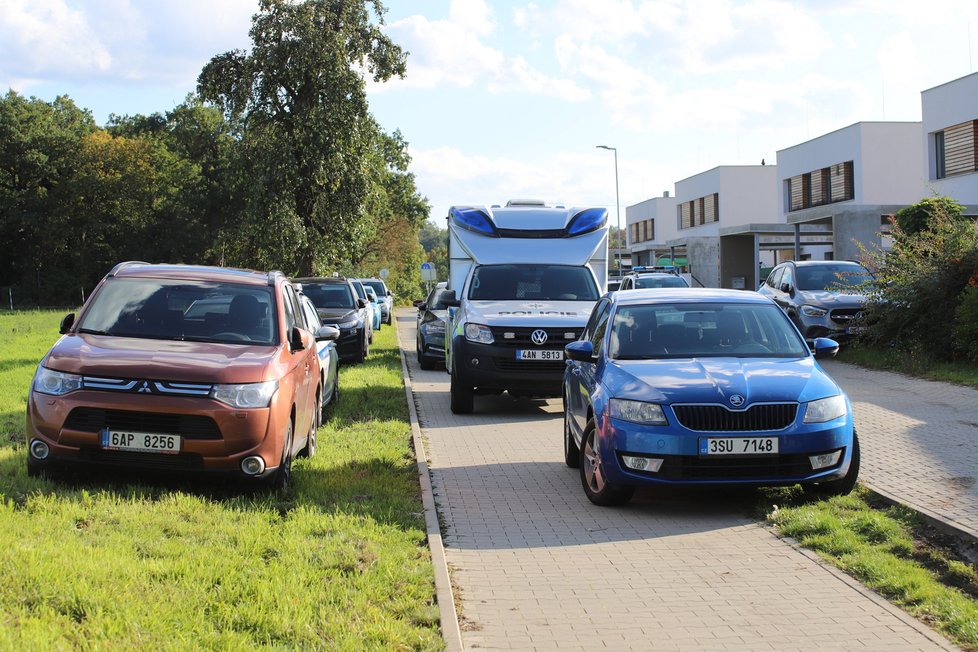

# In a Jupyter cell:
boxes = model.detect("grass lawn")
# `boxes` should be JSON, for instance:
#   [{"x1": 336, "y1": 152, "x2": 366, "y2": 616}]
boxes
[
  {"x1": 0, "y1": 310, "x2": 441, "y2": 650},
  {"x1": 838, "y1": 344, "x2": 978, "y2": 389}
]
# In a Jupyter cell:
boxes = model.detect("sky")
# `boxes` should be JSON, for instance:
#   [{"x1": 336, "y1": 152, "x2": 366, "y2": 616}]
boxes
[{"x1": 2, "y1": 0, "x2": 977, "y2": 228}]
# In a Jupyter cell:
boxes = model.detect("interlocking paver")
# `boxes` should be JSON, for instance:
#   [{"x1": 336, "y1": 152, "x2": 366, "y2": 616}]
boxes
[{"x1": 396, "y1": 311, "x2": 957, "y2": 650}]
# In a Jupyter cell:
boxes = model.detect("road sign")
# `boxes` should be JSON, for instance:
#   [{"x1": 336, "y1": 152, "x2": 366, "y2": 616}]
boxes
[
  {"x1": 420, "y1": 262, "x2": 437, "y2": 281},
  {"x1": 379, "y1": 268, "x2": 389, "y2": 279}
]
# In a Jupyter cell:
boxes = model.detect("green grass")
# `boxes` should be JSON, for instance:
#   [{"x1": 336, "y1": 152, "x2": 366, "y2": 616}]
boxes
[
  {"x1": 838, "y1": 344, "x2": 978, "y2": 388},
  {"x1": 763, "y1": 486, "x2": 978, "y2": 650},
  {"x1": 0, "y1": 311, "x2": 441, "y2": 650}
]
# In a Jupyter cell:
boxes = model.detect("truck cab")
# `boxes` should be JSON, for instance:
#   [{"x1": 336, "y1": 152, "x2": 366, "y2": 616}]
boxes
[{"x1": 442, "y1": 200, "x2": 609, "y2": 414}]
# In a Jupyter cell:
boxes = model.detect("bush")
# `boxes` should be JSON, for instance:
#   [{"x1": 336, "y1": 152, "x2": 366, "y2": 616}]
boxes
[{"x1": 953, "y1": 283, "x2": 978, "y2": 362}]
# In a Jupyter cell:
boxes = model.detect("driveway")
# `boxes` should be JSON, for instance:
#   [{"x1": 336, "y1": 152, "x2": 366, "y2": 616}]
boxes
[{"x1": 396, "y1": 310, "x2": 954, "y2": 651}]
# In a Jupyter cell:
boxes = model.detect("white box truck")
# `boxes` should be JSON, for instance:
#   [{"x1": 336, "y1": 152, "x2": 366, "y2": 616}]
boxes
[{"x1": 442, "y1": 200, "x2": 609, "y2": 413}]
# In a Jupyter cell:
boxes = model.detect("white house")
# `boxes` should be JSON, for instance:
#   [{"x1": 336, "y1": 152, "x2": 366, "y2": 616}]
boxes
[{"x1": 922, "y1": 72, "x2": 978, "y2": 210}]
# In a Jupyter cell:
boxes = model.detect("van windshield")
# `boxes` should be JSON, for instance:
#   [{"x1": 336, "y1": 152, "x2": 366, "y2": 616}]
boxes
[{"x1": 468, "y1": 264, "x2": 599, "y2": 301}]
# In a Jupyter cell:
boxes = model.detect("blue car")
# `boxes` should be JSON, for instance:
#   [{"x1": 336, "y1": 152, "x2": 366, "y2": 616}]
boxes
[
  {"x1": 364, "y1": 286, "x2": 383, "y2": 331},
  {"x1": 563, "y1": 288, "x2": 858, "y2": 506}
]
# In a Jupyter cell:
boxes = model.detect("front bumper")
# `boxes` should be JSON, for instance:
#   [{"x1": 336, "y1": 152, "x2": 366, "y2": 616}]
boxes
[
  {"x1": 327, "y1": 327, "x2": 363, "y2": 360},
  {"x1": 452, "y1": 336, "x2": 566, "y2": 394},
  {"x1": 595, "y1": 410, "x2": 855, "y2": 487}
]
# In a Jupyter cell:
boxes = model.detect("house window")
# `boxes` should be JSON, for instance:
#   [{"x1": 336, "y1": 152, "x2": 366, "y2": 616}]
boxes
[
  {"x1": 936, "y1": 120, "x2": 978, "y2": 179},
  {"x1": 679, "y1": 194, "x2": 718, "y2": 229},
  {"x1": 630, "y1": 219, "x2": 655, "y2": 243},
  {"x1": 787, "y1": 161, "x2": 853, "y2": 211}
]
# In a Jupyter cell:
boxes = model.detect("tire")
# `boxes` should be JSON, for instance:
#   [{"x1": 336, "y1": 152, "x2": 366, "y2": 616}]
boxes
[
  {"x1": 268, "y1": 421, "x2": 294, "y2": 492},
  {"x1": 450, "y1": 362, "x2": 474, "y2": 414},
  {"x1": 803, "y1": 430, "x2": 860, "y2": 497},
  {"x1": 352, "y1": 333, "x2": 367, "y2": 364},
  {"x1": 419, "y1": 341, "x2": 436, "y2": 370},
  {"x1": 563, "y1": 400, "x2": 580, "y2": 468},
  {"x1": 384, "y1": 309, "x2": 392, "y2": 326},
  {"x1": 579, "y1": 419, "x2": 634, "y2": 506},
  {"x1": 300, "y1": 389, "x2": 320, "y2": 459}
]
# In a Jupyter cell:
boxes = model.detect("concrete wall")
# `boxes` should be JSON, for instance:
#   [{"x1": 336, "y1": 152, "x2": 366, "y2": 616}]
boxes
[
  {"x1": 685, "y1": 236, "x2": 720, "y2": 288},
  {"x1": 719, "y1": 235, "x2": 759, "y2": 290}
]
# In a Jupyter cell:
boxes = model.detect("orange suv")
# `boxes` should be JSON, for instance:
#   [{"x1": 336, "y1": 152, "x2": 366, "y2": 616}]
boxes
[{"x1": 26, "y1": 262, "x2": 337, "y2": 489}]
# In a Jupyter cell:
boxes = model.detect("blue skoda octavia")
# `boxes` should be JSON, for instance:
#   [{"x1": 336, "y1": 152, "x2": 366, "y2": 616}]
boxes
[{"x1": 562, "y1": 288, "x2": 858, "y2": 506}]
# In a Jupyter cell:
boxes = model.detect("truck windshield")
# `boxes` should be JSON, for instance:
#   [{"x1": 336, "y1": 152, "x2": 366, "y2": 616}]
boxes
[{"x1": 468, "y1": 264, "x2": 599, "y2": 301}]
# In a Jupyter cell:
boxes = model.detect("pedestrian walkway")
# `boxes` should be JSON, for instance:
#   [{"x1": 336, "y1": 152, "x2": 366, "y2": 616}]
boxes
[
  {"x1": 396, "y1": 310, "x2": 955, "y2": 651},
  {"x1": 821, "y1": 360, "x2": 978, "y2": 540}
]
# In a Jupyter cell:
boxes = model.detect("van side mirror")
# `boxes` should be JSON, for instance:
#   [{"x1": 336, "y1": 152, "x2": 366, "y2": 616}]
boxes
[
  {"x1": 442, "y1": 290, "x2": 460, "y2": 308},
  {"x1": 60, "y1": 313, "x2": 75, "y2": 334}
]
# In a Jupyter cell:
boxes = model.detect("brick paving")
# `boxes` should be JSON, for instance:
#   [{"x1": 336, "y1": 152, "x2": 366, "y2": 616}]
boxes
[
  {"x1": 821, "y1": 360, "x2": 978, "y2": 539},
  {"x1": 396, "y1": 311, "x2": 956, "y2": 651}
]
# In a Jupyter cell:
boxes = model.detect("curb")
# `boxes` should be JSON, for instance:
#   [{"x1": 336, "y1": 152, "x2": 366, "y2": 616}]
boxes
[
  {"x1": 394, "y1": 312, "x2": 464, "y2": 652},
  {"x1": 864, "y1": 480, "x2": 978, "y2": 550}
]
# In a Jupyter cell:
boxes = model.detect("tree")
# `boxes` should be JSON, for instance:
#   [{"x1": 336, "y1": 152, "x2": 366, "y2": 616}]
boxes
[
  {"x1": 197, "y1": 0, "x2": 408, "y2": 275},
  {"x1": 894, "y1": 196, "x2": 965, "y2": 237}
]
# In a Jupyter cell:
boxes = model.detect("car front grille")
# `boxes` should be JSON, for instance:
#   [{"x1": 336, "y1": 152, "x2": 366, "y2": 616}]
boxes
[
  {"x1": 652, "y1": 452, "x2": 829, "y2": 481},
  {"x1": 829, "y1": 308, "x2": 861, "y2": 326},
  {"x1": 671, "y1": 403, "x2": 797, "y2": 432},
  {"x1": 64, "y1": 408, "x2": 222, "y2": 440},
  {"x1": 492, "y1": 358, "x2": 567, "y2": 374},
  {"x1": 488, "y1": 327, "x2": 582, "y2": 348}
]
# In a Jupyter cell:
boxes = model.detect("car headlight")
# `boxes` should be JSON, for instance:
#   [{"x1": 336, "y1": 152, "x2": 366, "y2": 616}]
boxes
[
  {"x1": 33, "y1": 366, "x2": 83, "y2": 396},
  {"x1": 211, "y1": 380, "x2": 279, "y2": 409},
  {"x1": 336, "y1": 320, "x2": 359, "y2": 330},
  {"x1": 464, "y1": 323, "x2": 494, "y2": 344},
  {"x1": 422, "y1": 319, "x2": 446, "y2": 335},
  {"x1": 804, "y1": 394, "x2": 847, "y2": 423},
  {"x1": 801, "y1": 305, "x2": 827, "y2": 317},
  {"x1": 609, "y1": 398, "x2": 668, "y2": 425}
]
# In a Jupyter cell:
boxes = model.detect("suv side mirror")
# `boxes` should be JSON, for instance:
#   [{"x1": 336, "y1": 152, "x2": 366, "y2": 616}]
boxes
[
  {"x1": 357, "y1": 298, "x2": 367, "y2": 309},
  {"x1": 289, "y1": 326, "x2": 306, "y2": 352},
  {"x1": 442, "y1": 290, "x2": 460, "y2": 308},
  {"x1": 59, "y1": 313, "x2": 75, "y2": 334}
]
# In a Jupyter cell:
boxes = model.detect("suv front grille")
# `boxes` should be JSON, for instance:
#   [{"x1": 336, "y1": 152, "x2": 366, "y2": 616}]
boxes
[
  {"x1": 830, "y1": 308, "x2": 861, "y2": 326},
  {"x1": 488, "y1": 327, "x2": 581, "y2": 348},
  {"x1": 672, "y1": 403, "x2": 797, "y2": 432},
  {"x1": 64, "y1": 408, "x2": 222, "y2": 440}
]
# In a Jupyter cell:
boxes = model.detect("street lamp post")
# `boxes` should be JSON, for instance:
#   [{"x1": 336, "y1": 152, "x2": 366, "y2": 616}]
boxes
[{"x1": 596, "y1": 145, "x2": 621, "y2": 276}]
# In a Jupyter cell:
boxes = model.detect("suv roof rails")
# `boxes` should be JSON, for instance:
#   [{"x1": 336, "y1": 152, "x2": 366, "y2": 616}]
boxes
[
  {"x1": 267, "y1": 270, "x2": 285, "y2": 286},
  {"x1": 106, "y1": 261, "x2": 150, "y2": 277},
  {"x1": 631, "y1": 265, "x2": 680, "y2": 276}
]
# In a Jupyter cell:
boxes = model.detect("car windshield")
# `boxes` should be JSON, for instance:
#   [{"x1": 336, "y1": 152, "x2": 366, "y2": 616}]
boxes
[
  {"x1": 795, "y1": 264, "x2": 871, "y2": 291},
  {"x1": 610, "y1": 302, "x2": 809, "y2": 359},
  {"x1": 302, "y1": 283, "x2": 355, "y2": 309},
  {"x1": 363, "y1": 281, "x2": 387, "y2": 297},
  {"x1": 634, "y1": 275, "x2": 688, "y2": 289},
  {"x1": 468, "y1": 264, "x2": 599, "y2": 301},
  {"x1": 77, "y1": 278, "x2": 277, "y2": 345}
]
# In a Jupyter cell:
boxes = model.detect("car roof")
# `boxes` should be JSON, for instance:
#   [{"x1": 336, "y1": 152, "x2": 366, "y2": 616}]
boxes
[
  {"x1": 110, "y1": 263, "x2": 271, "y2": 286},
  {"x1": 631, "y1": 272, "x2": 683, "y2": 278},
  {"x1": 785, "y1": 260, "x2": 866, "y2": 268},
  {"x1": 614, "y1": 288, "x2": 775, "y2": 307}
]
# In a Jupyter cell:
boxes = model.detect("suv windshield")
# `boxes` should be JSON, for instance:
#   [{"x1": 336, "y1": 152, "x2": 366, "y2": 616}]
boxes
[
  {"x1": 468, "y1": 264, "x2": 599, "y2": 301},
  {"x1": 302, "y1": 282, "x2": 355, "y2": 309},
  {"x1": 77, "y1": 278, "x2": 277, "y2": 345},
  {"x1": 610, "y1": 303, "x2": 809, "y2": 359},
  {"x1": 796, "y1": 264, "x2": 871, "y2": 291}
]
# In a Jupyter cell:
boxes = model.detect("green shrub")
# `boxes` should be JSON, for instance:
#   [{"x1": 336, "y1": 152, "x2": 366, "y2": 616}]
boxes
[{"x1": 953, "y1": 283, "x2": 978, "y2": 362}]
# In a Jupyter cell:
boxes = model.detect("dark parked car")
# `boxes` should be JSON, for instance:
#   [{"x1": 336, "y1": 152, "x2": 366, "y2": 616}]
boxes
[
  {"x1": 295, "y1": 277, "x2": 370, "y2": 363},
  {"x1": 416, "y1": 282, "x2": 449, "y2": 370},
  {"x1": 757, "y1": 260, "x2": 871, "y2": 341},
  {"x1": 27, "y1": 262, "x2": 337, "y2": 489},
  {"x1": 563, "y1": 288, "x2": 857, "y2": 506}
]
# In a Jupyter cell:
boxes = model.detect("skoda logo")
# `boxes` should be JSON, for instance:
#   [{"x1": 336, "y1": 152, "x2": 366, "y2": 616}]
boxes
[
  {"x1": 729, "y1": 394, "x2": 745, "y2": 407},
  {"x1": 530, "y1": 329, "x2": 549, "y2": 346}
]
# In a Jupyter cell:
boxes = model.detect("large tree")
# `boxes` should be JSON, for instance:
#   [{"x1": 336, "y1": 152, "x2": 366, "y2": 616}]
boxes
[{"x1": 197, "y1": 0, "x2": 408, "y2": 275}]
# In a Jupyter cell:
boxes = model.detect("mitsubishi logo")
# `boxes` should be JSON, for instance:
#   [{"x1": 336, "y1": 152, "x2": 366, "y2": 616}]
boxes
[
  {"x1": 530, "y1": 329, "x2": 548, "y2": 346},
  {"x1": 137, "y1": 381, "x2": 152, "y2": 394},
  {"x1": 729, "y1": 394, "x2": 745, "y2": 407}
]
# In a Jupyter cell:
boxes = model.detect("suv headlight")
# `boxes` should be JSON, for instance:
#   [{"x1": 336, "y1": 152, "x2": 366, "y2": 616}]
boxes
[
  {"x1": 211, "y1": 380, "x2": 279, "y2": 409},
  {"x1": 33, "y1": 366, "x2": 83, "y2": 396},
  {"x1": 336, "y1": 320, "x2": 359, "y2": 330},
  {"x1": 464, "y1": 323, "x2": 494, "y2": 344},
  {"x1": 609, "y1": 399, "x2": 668, "y2": 425},
  {"x1": 803, "y1": 395, "x2": 847, "y2": 423},
  {"x1": 801, "y1": 305, "x2": 827, "y2": 317}
]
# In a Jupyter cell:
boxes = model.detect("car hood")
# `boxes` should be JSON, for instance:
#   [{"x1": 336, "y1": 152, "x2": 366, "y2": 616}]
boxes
[
  {"x1": 604, "y1": 356, "x2": 841, "y2": 406},
  {"x1": 318, "y1": 308, "x2": 358, "y2": 322},
  {"x1": 43, "y1": 333, "x2": 281, "y2": 384},
  {"x1": 798, "y1": 290, "x2": 866, "y2": 307},
  {"x1": 463, "y1": 300, "x2": 594, "y2": 327}
]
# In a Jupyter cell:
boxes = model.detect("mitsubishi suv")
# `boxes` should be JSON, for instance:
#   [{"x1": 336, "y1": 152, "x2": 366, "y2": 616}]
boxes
[{"x1": 26, "y1": 262, "x2": 337, "y2": 489}]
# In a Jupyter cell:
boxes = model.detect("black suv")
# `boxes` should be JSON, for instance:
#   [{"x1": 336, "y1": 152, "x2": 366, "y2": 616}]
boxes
[
  {"x1": 294, "y1": 277, "x2": 370, "y2": 363},
  {"x1": 757, "y1": 260, "x2": 871, "y2": 341}
]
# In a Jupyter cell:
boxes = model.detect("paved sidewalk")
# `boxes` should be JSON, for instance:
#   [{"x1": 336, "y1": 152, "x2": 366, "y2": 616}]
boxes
[
  {"x1": 821, "y1": 360, "x2": 978, "y2": 540},
  {"x1": 396, "y1": 310, "x2": 955, "y2": 652}
]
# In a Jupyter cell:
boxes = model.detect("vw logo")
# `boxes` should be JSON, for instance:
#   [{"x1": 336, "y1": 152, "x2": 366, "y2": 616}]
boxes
[
  {"x1": 530, "y1": 329, "x2": 549, "y2": 346},
  {"x1": 729, "y1": 394, "x2": 745, "y2": 407}
]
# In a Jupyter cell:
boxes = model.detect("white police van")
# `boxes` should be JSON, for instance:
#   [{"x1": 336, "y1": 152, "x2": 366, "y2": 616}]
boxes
[{"x1": 442, "y1": 200, "x2": 609, "y2": 414}]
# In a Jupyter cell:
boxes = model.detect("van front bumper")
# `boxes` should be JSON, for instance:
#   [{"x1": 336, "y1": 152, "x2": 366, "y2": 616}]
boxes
[{"x1": 451, "y1": 337, "x2": 565, "y2": 395}]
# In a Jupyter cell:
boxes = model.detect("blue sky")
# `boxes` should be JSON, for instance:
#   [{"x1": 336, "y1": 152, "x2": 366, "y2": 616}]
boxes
[{"x1": 3, "y1": 0, "x2": 977, "y2": 226}]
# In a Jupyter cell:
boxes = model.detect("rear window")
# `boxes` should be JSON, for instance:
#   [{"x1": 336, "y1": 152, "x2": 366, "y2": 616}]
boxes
[
  {"x1": 468, "y1": 264, "x2": 599, "y2": 301},
  {"x1": 77, "y1": 278, "x2": 277, "y2": 345}
]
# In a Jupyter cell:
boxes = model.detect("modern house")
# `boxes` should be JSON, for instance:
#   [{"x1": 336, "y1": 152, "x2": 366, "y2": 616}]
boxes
[
  {"x1": 921, "y1": 71, "x2": 978, "y2": 211},
  {"x1": 624, "y1": 192, "x2": 678, "y2": 268}
]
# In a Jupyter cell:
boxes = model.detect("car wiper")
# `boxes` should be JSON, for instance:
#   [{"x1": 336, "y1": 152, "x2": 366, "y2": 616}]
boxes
[{"x1": 76, "y1": 328, "x2": 110, "y2": 335}]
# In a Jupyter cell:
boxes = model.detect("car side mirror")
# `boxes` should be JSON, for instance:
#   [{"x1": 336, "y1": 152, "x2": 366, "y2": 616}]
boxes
[
  {"x1": 812, "y1": 337, "x2": 839, "y2": 359},
  {"x1": 59, "y1": 313, "x2": 75, "y2": 334},
  {"x1": 357, "y1": 298, "x2": 367, "y2": 309},
  {"x1": 565, "y1": 340, "x2": 595, "y2": 362},
  {"x1": 412, "y1": 299, "x2": 424, "y2": 308},
  {"x1": 780, "y1": 282, "x2": 793, "y2": 295},
  {"x1": 416, "y1": 303, "x2": 427, "y2": 311},
  {"x1": 387, "y1": 290, "x2": 393, "y2": 297},
  {"x1": 442, "y1": 290, "x2": 460, "y2": 308},
  {"x1": 289, "y1": 326, "x2": 306, "y2": 352},
  {"x1": 316, "y1": 325, "x2": 340, "y2": 342}
]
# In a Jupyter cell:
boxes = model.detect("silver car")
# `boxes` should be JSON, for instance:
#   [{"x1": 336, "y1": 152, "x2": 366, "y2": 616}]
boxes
[{"x1": 360, "y1": 278, "x2": 393, "y2": 325}]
